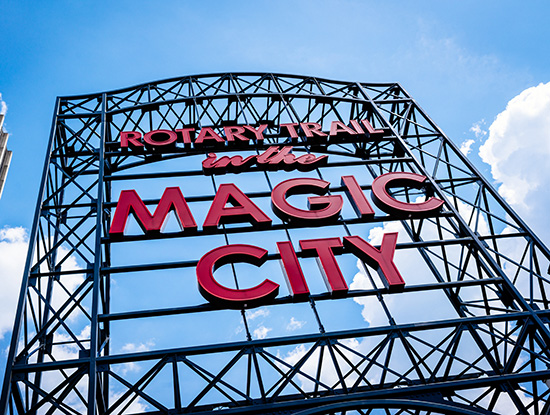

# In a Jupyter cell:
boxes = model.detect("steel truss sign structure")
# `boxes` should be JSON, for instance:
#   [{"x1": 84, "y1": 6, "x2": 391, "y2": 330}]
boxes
[{"x1": 2, "y1": 73, "x2": 550, "y2": 415}]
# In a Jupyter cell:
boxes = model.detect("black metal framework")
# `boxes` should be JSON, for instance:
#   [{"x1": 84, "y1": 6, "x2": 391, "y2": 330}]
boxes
[{"x1": 2, "y1": 73, "x2": 550, "y2": 415}]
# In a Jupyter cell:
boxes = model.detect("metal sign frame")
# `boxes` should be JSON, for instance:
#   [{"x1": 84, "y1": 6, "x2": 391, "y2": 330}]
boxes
[{"x1": 2, "y1": 73, "x2": 550, "y2": 414}]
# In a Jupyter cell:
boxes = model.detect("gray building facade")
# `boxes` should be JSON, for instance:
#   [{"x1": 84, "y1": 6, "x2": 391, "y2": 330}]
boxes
[{"x1": 0, "y1": 114, "x2": 12, "y2": 199}]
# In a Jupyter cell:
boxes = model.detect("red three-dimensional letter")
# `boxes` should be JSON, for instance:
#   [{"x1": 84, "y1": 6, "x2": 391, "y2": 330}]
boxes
[
  {"x1": 371, "y1": 172, "x2": 444, "y2": 216},
  {"x1": 196, "y1": 244, "x2": 279, "y2": 308},
  {"x1": 110, "y1": 187, "x2": 197, "y2": 237},
  {"x1": 300, "y1": 237, "x2": 348, "y2": 296},
  {"x1": 204, "y1": 183, "x2": 272, "y2": 230},
  {"x1": 271, "y1": 178, "x2": 343, "y2": 224},
  {"x1": 341, "y1": 175, "x2": 375, "y2": 219},
  {"x1": 277, "y1": 241, "x2": 310, "y2": 298},
  {"x1": 120, "y1": 131, "x2": 144, "y2": 148},
  {"x1": 344, "y1": 233, "x2": 405, "y2": 292}
]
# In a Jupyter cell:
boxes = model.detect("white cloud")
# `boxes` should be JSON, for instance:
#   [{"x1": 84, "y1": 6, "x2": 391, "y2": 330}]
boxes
[
  {"x1": 280, "y1": 338, "x2": 365, "y2": 392},
  {"x1": 346, "y1": 204, "x2": 537, "y2": 409},
  {"x1": 0, "y1": 93, "x2": 7, "y2": 115},
  {"x1": 119, "y1": 341, "x2": 155, "y2": 374},
  {"x1": 27, "y1": 325, "x2": 91, "y2": 413},
  {"x1": 470, "y1": 120, "x2": 487, "y2": 139},
  {"x1": 282, "y1": 344, "x2": 307, "y2": 367},
  {"x1": 242, "y1": 309, "x2": 272, "y2": 340},
  {"x1": 276, "y1": 203, "x2": 532, "y2": 408},
  {"x1": 109, "y1": 391, "x2": 148, "y2": 414},
  {"x1": 351, "y1": 200, "x2": 493, "y2": 328},
  {"x1": 234, "y1": 323, "x2": 244, "y2": 335},
  {"x1": 120, "y1": 340, "x2": 155, "y2": 353},
  {"x1": 459, "y1": 139, "x2": 475, "y2": 156},
  {"x1": 0, "y1": 226, "x2": 86, "y2": 347},
  {"x1": 246, "y1": 308, "x2": 269, "y2": 320},
  {"x1": 349, "y1": 220, "x2": 459, "y2": 328},
  {"x1": 37, "y1": 328, "x2": 150, "y2": 413},
  {"x1": 0, "y1": 227, "x2": 29, "y2": 339},
  {"x1": 252, "y1": 325, "x2": 271, "y2": 340},
  {"x1": 47, "y1": 247, "x2": 86, "y2": 322},
  {"x1": 479, "y1": 82, "x2": 550, "y2": 243},
  {"x1": 286, "y1": 317, "x2": 305, "y2": 331}
]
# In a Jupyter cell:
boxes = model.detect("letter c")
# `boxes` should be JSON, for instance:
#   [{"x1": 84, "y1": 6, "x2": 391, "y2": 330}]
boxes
[
  {"x1": 196, "y1": 244, "x2": 279, "y2": 308},
  {"x1": 371, "y1": 172, "x2": 444, "y2": 216}
]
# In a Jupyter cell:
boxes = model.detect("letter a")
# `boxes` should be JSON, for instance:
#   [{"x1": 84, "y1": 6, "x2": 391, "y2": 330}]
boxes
[{"x1": 203, "y1": 183, "x2": 272, "y2": 230}]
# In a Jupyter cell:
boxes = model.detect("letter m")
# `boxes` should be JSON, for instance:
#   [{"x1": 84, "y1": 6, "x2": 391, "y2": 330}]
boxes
[{"x1": 110, "y1": 187, "x2": 197, "y2": 237}]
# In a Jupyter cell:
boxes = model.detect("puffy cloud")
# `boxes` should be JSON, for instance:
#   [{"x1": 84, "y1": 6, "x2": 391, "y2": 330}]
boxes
[
  {"x1": 121, "y1": 340, "x2": 155, "y2": 353},
  {"x1": 0, "y1": 226, "x2": 85, "y2": 342},
  {"x1": 119, "y1": 341, "x2": 155, "y2": 374},
  {"x1": 270, "y1": 84, "x2": 550, "y2": 407},
  {"x1": 479, "y1": 82, "x2": 550, "y2": 243},
  {"x1": 459, "y1": 139, "x2": 475, "y2": 156},
  {"x1": 252, "y1": 325, "x2": 271, "y2": 340},
  {"x1": 345, "y1": 201, "x2": 535, "y2": 409},
  {"x1": 31, "y1": 325, "x2": 92, "y2": 413},
  {"x1": 470, "y1": 120, "x2": 487, "y2": 139},
  {"x1": 246, "y1": 308, "x2": 269, "y2": 320},
  {"x1": 0, "y1": 227, "x2": 120, "y2": 411},
  {"x1": 459, "y1": 120, "x2": 486, "y2": 157},
  {"x1": 286, "y1": 317, "x2": 305, "y2": 331},
  {"x1": 349, "y1": 220, "x2": 459, "y2": 328},
  {"x1": 0, "y1": 227, "x2": 29, "y2": 339},
  {"x1": 351, "y1": 199, "x2": 493, "y2": 328},
  {"x1": 108, "y1": 392, "x2": 148, "y2": 414},
  {"x1": 280, "y1": 338, "x2": 364, "y2": 391}
]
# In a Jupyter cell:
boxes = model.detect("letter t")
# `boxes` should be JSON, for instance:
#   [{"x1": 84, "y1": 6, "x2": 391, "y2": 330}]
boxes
[{"x1": 344, "y1": 233, "x2": 405, "y2": 292}]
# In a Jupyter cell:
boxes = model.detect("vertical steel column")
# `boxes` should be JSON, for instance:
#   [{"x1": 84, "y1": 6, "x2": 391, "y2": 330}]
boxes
[{"x1": 87, "y1": 93, "x2": 107, "y2": 414}]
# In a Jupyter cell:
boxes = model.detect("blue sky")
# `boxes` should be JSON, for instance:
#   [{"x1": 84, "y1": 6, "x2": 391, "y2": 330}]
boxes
[
  {"x1": 0, "y1": 0, "x2": 548, "y2": 231},
  {"x1": 1, "y1": 0, "x2": 550, "y2": 407}
]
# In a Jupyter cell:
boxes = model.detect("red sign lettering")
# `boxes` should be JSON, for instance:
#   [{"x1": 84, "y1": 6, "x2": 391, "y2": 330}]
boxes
[
  {"x1": 110, "y1": 173, "x2": 443, "y2": 236},
  {"x1": 329, "y1": 121, "x2": 359, "y2": 138},
  {"x1": 344, "y1": 233, "x2": 405, "y2": 292},
  {"x1": 271, "y1": 178, "x2": 343, "y2": 224},
  {"x1": 196, "y1": 244, "x2": 279, "y2": 308},
  {"x1": 277, "y1": 241, "x2": 310, "y2": 299},
  {"x1": 195, "y1": 232, "x2": 405, "y2": 306},
  {"x1": 371, "y1": 172, "x2": 444, "y2": 216},
  {"x1": 111, "y1": 116, "x2": 433, "y2": 310},
  {"x1": 300, "y1": 237, "x2": 348, "y2": 296},
  {"x1": 109, "y1": 187, "x2": 196, "y2": 237},
  {"x1": 300, "y1": 122, "x2": 328, "y2": 138},
  {"x1": 195, "y1": 127, "x2": 225, "y2": 146},
  {"x1": 203, "y1": 183, "x2": 272, "y2": 230},
  {"x1": 202, "y1": 146, "x2": 328, "y2": 174},
  {"x1": 143, "y1": 130, "x2": 177, "y2": 147},
  {"x1": 341, "y1": 175, "x2": 375, "y2": 219},
  {"x1": 280, "y1": 123, "x2": 299, "y2": 138},
  {"x1": 120, "y1": 131, "x2": 144, "y2": 148},
  {"x1": 361, "y1": 119, "x2": 384, "y2": 139},
  {"x1": 119, "y1": 119, "x2": 386, "y2": 151}
]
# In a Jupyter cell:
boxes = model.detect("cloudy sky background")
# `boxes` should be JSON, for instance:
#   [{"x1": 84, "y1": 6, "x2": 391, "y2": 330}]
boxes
[{"x1": 1, "y1": 0, "x2": 550, "y2": 394}]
